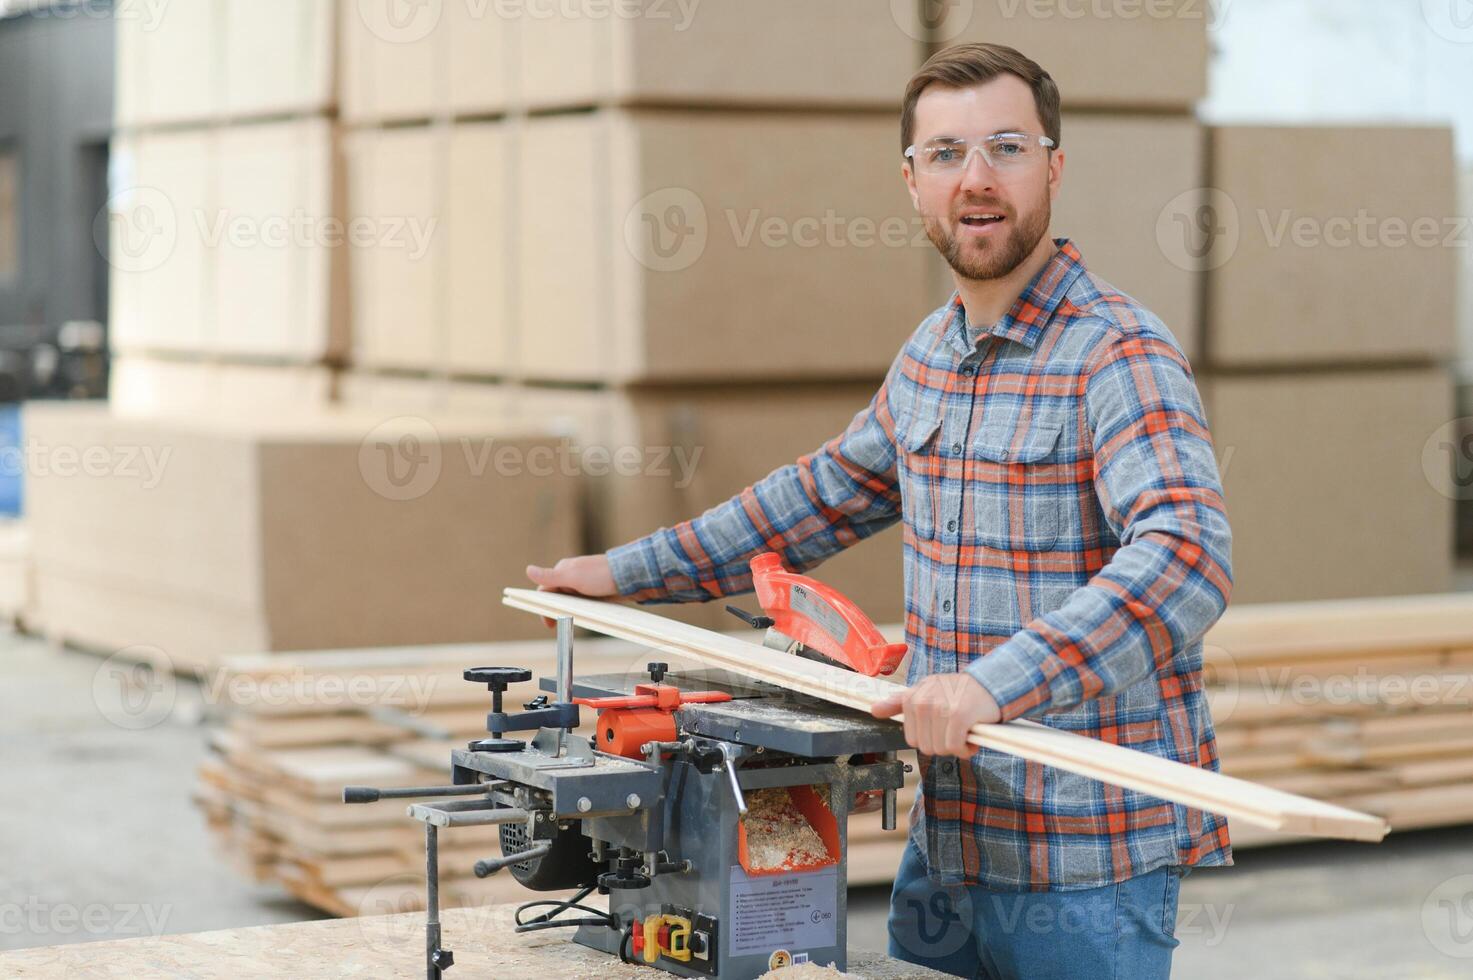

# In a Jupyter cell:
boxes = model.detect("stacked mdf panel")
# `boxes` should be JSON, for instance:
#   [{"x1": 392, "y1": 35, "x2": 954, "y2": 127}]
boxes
[
  {"x1": 336, "y1": 4, "x2": 928, "y2": 631},
  {"x1": 110, "y1": 3, "x2": 348, "y2": 369},
  {"x1": 115, "y1": 0, "x2": 337, "y2": 127},
  {"x1": 340, "y1": 0, "x2": 920, "y2": 122},
  {"x1": 337, "y1": 375, "x2": 906, "y2": 631},
  {"x1": 933, "y1": 0, "x2": 1208, "y2": 111},
  {"x1": 1198, "y1": 126, "x2": 1460, "y2": 603},
  {"x1": 343, "y1": 123, "x2": 512, "y2": 375},
  {"x1": 108, "y1": 117, "x2": 349, "y2": 365},
  {"x1": 514, "y1": 109, "x2": 933, "y2": 383},
  {"x1": 25, "y1": 403, "x2": 581, "y2": 669},
  {"x1": 922, "y1": 5, "x2": 1210, "y2": 362}
]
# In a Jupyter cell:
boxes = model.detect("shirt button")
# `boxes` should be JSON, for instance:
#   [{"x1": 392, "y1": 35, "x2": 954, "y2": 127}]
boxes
[
  {"x1": 951, "y1": 441, "x2": 963, "y2": 455},
  {"x1": 942, "y1": 599, "x2": 952, "y2": 612},
  {"x1": 941, "y1": 760, "x2": 955, "y2": 774},
  {"x1": 946, "y1": 520, "x2": 956, "y2": 533},
  {"x1": 962, "y1": 365, "x2": 976, "y2": 377},
  {"x1": 998, "y1": 449, "x2": 1010, "y2": 460}
]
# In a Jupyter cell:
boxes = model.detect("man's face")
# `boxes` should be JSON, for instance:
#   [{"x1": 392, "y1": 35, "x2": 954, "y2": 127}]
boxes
[{"x1": 903, "y1": 76, "x2": 1064, "y2": 282}]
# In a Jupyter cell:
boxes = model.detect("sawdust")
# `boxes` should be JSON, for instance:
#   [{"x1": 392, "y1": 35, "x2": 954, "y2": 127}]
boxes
[
  {"x1": 759, "y1": 963, "x2": 854, "y2": 978},
  {"x1": 742, "y1": 786, "x2": 832, "y2": 871}
]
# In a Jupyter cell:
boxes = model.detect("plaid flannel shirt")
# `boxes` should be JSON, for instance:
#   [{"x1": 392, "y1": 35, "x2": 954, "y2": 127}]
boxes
[{"x1": 607, "y1": 240, "x2": 1234, "y2": 891}]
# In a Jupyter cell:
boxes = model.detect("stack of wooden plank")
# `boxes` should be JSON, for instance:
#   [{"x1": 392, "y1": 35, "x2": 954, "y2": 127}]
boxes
[
  {"x1": 195, "y1": 637, "x2": 634, "y2": 915},
  {"x1": 1204, "y1": 593, "x2": 1473, "y2": 846}
]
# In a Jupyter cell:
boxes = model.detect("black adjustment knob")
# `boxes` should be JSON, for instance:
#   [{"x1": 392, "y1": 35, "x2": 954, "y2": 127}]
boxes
[
  {"x1": 464, "y1": 667, "x2": 532, "y2": 690},
  {"x1": 647, "y1": 662, "x2": 668, "y2": 684}
]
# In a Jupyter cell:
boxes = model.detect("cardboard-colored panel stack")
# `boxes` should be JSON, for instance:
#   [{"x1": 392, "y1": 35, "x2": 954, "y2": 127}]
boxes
[
  {"x1": 111, "y1": 0, "x2": 346, "y2": 371},
  {"x1": 338, "y1": 1, "x2": 930, "y2": 630},
  {"x1": 25, "y1": 403, "x2": 581, "y2": 669},
  {"x1": 922, "y1": 1, "x2": 1210, "y2": 363},
  {"x1": 1198, "y1": 125, "x2": 1459, "y2": 602},
  {"x1": 192, "y1": 631, "x2": 916, "y2": 915}
]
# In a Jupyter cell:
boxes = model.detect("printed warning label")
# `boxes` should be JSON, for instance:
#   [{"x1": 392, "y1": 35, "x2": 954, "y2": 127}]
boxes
[{"x1": 729, "y1": 865, "x2": 839, "y2": 957}]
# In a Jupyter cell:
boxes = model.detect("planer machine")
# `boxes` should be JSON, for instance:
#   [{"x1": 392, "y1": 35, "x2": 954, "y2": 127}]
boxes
[{"x1": 344, "y1": 553, "x2": 911, "y2": 979}]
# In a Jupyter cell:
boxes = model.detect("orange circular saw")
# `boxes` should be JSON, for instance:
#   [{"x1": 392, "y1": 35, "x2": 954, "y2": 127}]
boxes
[{"x1": 726, "y1": 552, "x2": 907, "y2": 677}]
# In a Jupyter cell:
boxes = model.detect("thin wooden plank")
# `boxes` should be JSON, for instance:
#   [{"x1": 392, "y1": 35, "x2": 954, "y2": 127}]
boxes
[{"x1": 504, "y1": 588, "x2": 1389, "y2": 843}]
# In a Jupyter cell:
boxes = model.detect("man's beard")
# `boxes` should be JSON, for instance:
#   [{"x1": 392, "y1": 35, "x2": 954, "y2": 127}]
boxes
[{"x1": 925, "y1": 190, "x2": 1051, "y2": 282}]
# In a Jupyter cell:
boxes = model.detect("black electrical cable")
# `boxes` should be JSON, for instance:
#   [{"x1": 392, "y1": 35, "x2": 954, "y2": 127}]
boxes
[
  {"x1": 513, "y1": 885, "x2": 616, "y2": 934},
  {"x1": 618, "y1": 922, "x2": 636, "y2": 964}
]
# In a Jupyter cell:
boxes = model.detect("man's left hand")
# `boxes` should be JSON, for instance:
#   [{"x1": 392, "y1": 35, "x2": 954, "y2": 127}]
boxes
[{"x1": 870, "y1": 673, "x2": 1003, "y2": 757}]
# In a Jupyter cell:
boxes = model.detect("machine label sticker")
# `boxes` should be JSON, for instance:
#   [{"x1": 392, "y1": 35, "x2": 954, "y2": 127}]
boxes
[
  {"x1": 729, "y1": 865, "x2": 839, "y2": 957},
  {"x1": 789, "y1": 585, "x2": 851, "y2": 647}
]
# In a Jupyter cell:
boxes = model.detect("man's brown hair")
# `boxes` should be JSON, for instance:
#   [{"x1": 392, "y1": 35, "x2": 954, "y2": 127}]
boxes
[{"x1": 901, "y1": 43, "x2": 1062, "y2": 156}]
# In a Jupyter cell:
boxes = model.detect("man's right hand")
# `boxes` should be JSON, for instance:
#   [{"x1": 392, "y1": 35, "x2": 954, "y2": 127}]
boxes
[{"x1": 525, "y1": 556, "x2": 619, "y2": 628}]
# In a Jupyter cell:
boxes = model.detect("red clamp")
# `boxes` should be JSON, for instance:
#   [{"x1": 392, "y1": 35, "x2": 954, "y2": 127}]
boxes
[{"x1": 575, "y1": 683, "x2": 732, "y2": 758}]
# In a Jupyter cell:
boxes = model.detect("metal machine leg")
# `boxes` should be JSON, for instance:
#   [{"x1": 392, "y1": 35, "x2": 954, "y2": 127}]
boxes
[{"x1": 426, "y1": 823, "x2": 454, "y2": 978}]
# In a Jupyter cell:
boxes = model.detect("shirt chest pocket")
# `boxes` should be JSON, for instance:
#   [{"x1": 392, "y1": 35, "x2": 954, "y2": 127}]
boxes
[
  {"x1": 969, "y1": 419, "x2": 1066, "y2": 552},
  {"x1": 900, "y1": 413, "x2": 1069, "y2": 552}
]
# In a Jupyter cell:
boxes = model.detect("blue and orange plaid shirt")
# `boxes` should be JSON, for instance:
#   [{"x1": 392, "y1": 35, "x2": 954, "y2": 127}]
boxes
[{"x1": 608, "y1": 239, "x2": 1234, "y2": 891}]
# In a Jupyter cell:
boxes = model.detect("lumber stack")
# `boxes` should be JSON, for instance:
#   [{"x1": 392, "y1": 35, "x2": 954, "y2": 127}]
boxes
[
  {"x1": 195, "y1": 638, "x2": 637, "y2": 915},
  {"x1": 1204, "y1": 593, "x2": 1473, "y2": 846}
]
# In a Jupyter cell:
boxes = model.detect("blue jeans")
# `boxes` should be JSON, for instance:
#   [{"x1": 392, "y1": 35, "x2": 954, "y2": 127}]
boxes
[{"x1": 886, "y1": 839, "x2": 1185, "y2": 979}]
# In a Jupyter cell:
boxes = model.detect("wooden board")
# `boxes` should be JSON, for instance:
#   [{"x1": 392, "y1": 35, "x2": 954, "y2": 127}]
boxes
[{"x1": 503, "y1": 589, "x2": 1389, "y2": 843}]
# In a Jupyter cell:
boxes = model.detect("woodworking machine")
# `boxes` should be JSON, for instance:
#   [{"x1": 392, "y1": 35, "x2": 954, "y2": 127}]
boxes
[{"x1": 344, "y1": 556, "x2": 909, "y2": 980}]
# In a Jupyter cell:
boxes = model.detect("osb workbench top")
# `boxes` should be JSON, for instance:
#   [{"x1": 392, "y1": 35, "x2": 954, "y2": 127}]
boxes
[{"x1": 0, "y1": 903, "x2": 950, "y2": 979}]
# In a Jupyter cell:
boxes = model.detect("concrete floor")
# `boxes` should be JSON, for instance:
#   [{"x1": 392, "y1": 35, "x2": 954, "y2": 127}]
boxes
[{"x1": 5, "y1": 629, "x2": 1473, "y2": 978}]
